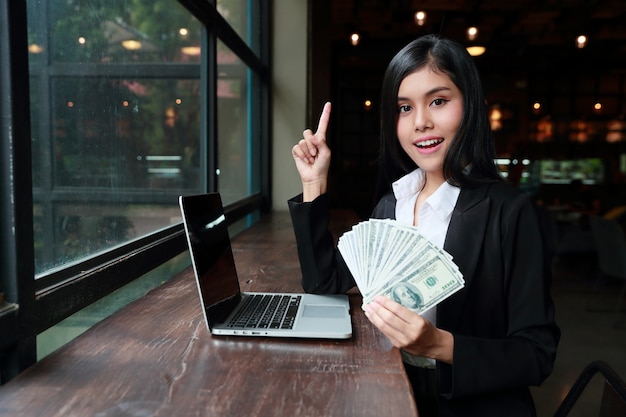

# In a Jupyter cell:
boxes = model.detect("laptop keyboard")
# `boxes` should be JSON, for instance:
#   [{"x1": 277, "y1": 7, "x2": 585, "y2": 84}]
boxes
[{"x1": 227, "y1": 294, "x2": 301, "y2": 330}]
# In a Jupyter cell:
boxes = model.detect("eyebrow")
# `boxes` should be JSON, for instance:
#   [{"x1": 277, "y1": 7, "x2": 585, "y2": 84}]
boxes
[{"x1": 397, "y1": 86, "x2": 453, "y2": 101}]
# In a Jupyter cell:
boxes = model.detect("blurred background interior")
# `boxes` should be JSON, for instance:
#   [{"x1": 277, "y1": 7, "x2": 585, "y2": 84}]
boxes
[{"x1": 313, "y1": 0, "x2": 626, "y2": 222}]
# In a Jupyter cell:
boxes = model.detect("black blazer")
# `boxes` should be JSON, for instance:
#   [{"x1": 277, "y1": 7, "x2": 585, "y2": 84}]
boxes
[{"x1": 289, "y1": 181, "x2": 560, "y2": 417}]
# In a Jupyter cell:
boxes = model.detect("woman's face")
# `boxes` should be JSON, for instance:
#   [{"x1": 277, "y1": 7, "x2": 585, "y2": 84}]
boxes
[{"x1": 396, "y1": 67, "x2": 463, "y2": 176}]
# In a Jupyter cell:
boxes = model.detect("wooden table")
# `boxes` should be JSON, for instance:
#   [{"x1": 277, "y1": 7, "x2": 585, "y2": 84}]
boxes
[{"x1": 0, "y1": 211, "x2": 418, "y2": 417}]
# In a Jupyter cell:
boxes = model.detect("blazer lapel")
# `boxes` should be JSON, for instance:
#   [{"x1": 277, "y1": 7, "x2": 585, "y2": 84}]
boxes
[
  {"x1": 371, "y1": 194, "x2": 397, "y2": 219},
  {"x1": 439, "y1": 184, "x2": 492, "y2": 329}
]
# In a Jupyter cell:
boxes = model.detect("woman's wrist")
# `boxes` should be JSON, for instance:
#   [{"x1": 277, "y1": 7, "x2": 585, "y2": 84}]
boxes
[
  {"x1": 431, "y1": 329, "x2": 454, "y2": 364},
  {"x1": 302, "y1": 179, "x2": 327, "y2": 202}
]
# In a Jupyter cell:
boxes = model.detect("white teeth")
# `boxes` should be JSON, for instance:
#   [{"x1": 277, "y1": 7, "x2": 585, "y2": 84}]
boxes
[{"x1": 416, "y1": 138, "x2": 443, "y2": 147}]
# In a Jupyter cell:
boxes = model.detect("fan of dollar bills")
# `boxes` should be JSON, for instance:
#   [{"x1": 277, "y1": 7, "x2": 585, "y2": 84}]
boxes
[{"x1": 337, "y1": 219, "x2": 465, "y2": 313}]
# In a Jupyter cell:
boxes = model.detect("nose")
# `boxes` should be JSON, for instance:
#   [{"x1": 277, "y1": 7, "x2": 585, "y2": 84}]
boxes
[{"x1": 413, "y1": 107, "x2": 432, "y2": 132}]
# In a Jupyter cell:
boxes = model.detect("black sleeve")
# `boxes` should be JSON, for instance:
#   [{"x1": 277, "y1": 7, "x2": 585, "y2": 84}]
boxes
[{"x1": 288, "y1": 193, "x2": 356, "y2": 294}]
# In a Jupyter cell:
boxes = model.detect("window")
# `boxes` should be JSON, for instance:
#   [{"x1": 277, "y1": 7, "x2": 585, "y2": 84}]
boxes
[
  {"x1": 217, "y1": 38, "x2": 263, "y2": 204},
  {"x1": 0, "y1": 0, "x2": 270, "y2": 382},
  {"x1": 29, "y1": 0, "x2": 204, "y2": 275}
]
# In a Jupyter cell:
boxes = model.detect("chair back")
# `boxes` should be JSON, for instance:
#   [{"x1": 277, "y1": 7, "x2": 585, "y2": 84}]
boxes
[
  {"x1": 589, "y1": 216, "x2": 626, "y2": 280},
  {"x1": 553, "y1": 360, "x2": 626, "y2": 417}
]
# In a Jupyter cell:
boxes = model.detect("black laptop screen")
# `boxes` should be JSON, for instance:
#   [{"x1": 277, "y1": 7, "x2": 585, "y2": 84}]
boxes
[{"x1": 181, "y1": 194, "x2": 241, "y2": 327}]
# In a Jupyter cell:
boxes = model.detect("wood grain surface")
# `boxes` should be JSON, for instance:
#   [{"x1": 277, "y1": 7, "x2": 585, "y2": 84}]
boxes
[{"x1": 0, "y1": 211, "x2": 418, "y2": 417}]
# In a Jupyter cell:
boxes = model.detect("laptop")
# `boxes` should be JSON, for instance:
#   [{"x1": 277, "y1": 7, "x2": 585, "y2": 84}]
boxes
[{"x1": 179, "y1": 193, "x2": 352, "y2": 339}]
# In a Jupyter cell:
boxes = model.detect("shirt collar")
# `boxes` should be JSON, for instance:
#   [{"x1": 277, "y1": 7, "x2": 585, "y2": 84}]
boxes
[
  {"x1": 392, "y1": 169, "x2": 425, "y2": 200},
  {"x1": 392, "y1": 168, "x2": 460, "y2": 220}
]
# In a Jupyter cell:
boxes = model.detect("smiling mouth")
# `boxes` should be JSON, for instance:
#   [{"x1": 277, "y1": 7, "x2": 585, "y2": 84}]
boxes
[{"x1": 416, "y1": 138, "x2": 444, "y2": 149}]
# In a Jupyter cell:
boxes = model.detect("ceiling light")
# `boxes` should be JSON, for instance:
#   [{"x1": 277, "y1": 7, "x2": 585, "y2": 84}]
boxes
[
  {"x1": 28, "y1": 44, "x2": 44, "y2": 54},
  {"x1": 121, "y1": 39, "x2": 142, "y2": 50},
  {"x1": 181, "y1": 46, "x2": 201, "y2": 56},
  {"x1": 466, "y1": 45, "x2": 485, "y2": 56},
  {"x1": 350, "y1": 33, "x2": 360, "y2": 46},
  {"x1": 489, "y1": 106, "x2": 502, "y2": 131},
  {"x1": 414, "y1": 11, "x2": 426, "y2": 26},
  {"x1": 576, "y1": 35, "x2": 587, "y2": 49},
  {"x1": 467, "y1": 27, "x2": 478, "y2": 41}
]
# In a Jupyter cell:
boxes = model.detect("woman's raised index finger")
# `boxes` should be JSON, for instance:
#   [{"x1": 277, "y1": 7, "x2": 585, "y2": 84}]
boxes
[{"x1": 315, "y1": 102, "x2": 332, "y2": 135}]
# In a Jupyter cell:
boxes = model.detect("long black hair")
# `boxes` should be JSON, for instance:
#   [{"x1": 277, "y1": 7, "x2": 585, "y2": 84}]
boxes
[{"x1": 376, "y1": 34, "x2": 502, "y2": 200}]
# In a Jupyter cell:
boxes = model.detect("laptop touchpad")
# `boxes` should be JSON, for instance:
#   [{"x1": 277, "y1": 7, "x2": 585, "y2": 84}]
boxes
[{"x1": 302, "y1": 305, "x2": 346, "y2": 319}]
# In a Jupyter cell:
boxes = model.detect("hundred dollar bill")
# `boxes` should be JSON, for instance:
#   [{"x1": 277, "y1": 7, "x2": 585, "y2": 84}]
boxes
[{"x1": 362, "y1": 253, "x2": 464, "y2": 314}]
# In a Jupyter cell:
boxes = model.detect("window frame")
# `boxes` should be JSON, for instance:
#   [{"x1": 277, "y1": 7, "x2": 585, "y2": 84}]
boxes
[{"x1": 0, "y1": 0, "x2": 271, "y2": 383}]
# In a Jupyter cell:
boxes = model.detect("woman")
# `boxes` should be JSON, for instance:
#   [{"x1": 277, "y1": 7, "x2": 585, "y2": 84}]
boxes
[{"x1": 289, "y1": 34, "x2": 559, "y2": 417}]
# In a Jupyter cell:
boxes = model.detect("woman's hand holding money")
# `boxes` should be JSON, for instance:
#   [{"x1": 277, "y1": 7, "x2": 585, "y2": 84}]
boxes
[{"x1": 364, "y1": 295, "x2": 454, "y2": 364}]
